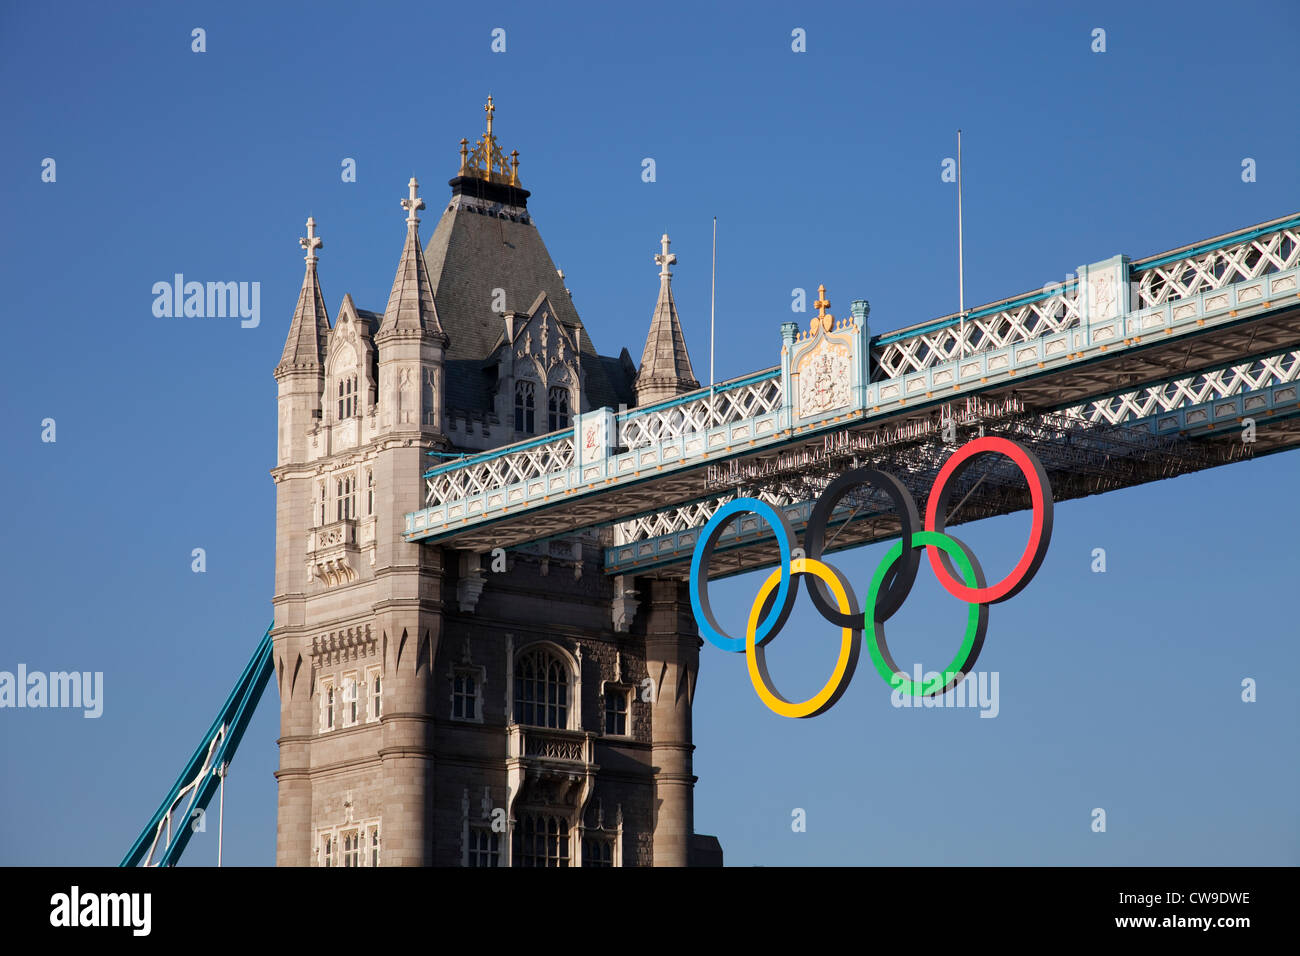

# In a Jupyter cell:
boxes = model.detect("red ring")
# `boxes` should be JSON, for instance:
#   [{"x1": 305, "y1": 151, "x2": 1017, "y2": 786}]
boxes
[{"x1": 924, "y1": 436, "x2": 1050, "y2": 603}]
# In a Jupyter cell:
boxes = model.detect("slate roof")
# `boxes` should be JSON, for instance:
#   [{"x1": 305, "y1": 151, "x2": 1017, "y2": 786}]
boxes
[
  {"x1": 635, "y1": 271, "x2": 698, "y2": 393},
  {"x1": 277, "y1": 259, "x2": 331, "y2": 370},
  {"x1": 379, "y1": 221, "x2": 447, "y2": 340},
  {"x1": 423, "y1": 191, "x2": 627, "y2": 413}
]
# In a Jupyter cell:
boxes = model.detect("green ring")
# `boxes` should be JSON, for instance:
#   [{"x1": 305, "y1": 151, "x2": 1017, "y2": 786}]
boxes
[{"x1": 866, "y1": 530, "x2": 983, "y2": 697}]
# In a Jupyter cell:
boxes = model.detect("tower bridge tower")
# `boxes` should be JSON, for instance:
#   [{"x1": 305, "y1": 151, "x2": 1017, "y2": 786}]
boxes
[{"x1": 271, "y1": 99, "x2": 721, "y2": 866}]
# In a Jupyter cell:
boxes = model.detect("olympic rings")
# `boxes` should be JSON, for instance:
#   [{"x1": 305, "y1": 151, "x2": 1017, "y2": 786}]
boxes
[
  {"x1": 804, "y1": 467, "x2": 919, "y2": 628},
  {"x1": 689, "y1": 497, "x2": 797, "y2": 653},
  {"x1": 865, "y1": 531, "x2": 987, "y2": 697},
  {"x1": 925, "y1": 435, "x2": 1053, "y2": 604},
  {"x1": 687, "y1": 437, "x2": 1053, "y2": 718},
  {"x1": 747, "y1": 558, "x2": 861, "y2": 718}
]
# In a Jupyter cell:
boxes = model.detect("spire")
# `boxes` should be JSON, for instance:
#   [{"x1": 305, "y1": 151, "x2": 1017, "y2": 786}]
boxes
[
  {"x1": 276, "y1": 216, "x2": 331, "y2": 374},
  {"x1": 378, "y1": 177, "x2": 447, "y2": 342},
  {"x1": 634, "y1": 233, "x2": 699, "y2": 405}
]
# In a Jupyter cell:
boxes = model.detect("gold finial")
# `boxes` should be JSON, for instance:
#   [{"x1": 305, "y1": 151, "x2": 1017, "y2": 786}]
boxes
[
  {"x1": 812, "y1": 284, "x2": 833, "y2": 334},
  {"x1": 458, "y1": 96, "x2": 520, "y2": 186}
]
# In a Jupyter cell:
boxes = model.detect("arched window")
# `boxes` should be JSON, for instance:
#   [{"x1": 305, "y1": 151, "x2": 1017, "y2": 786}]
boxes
[
  {"x1": 514, "y1": 646, "x2": 569, "y2": 728},
  {"x1": 514, "y1": 380, "x2": 535, "y2": 434},
  {"x1": 514, "y1": 814, "x2": 570, "y2": 867},
  {"x1": 548, "y1": 387, "x2": 570, "y2": 432},
  {"x1": 335, "y1": 474, "x2": 356, "y2": 521},
  {"x1": 337, "y1": 374, "x2": 358, "y2": 420}
]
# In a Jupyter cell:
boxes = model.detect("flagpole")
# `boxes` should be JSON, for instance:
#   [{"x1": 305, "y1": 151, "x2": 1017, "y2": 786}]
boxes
[
  {"x1": 957, "y1": 129, "x2": 965, "y2": 357},
  {"x1": 710, "y1": 216, "x2": 717, "y2": 390}
]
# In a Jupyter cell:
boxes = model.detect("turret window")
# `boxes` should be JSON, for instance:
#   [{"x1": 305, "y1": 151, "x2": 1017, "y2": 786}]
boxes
[
  {"x1": 338, "y1": 375, "x2": 358, "y2": 420},
  {"x1": 514, "y1": 380, "x2": 535, "y2": 434},
  {"x1": 548, "y1": 387, "x2": 570, "y2": 432}
]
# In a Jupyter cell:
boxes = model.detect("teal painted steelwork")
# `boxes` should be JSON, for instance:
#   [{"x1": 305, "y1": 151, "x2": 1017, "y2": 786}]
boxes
[
  {"x1": 121, "y1": 625, "x2": 274, "y2": 867},
  {"x1": 1132, "y1": 213, "x2": 1300, "y2": 270}
]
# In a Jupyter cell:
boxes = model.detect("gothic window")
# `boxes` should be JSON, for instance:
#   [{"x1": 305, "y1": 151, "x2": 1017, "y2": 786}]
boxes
[
  {"x1": 514, "y1": 646, "x2": 569, "y2": 729},
  {"x1": 335, "y1": 474, "x2": 356, "y2": 521},
  {"x1": 367, "y1": 825, "x2": 381, "y2": 867},
  {"x1": 341, "y1": 673, "x2": 359, "y2": 727},
  {"x1": 366, "y1": 666, "x2": 382, "y2": 722},
  {"x1": 604, "y1": 688, "x2": 629, "y2": 736},
  {"x1": 547, "y1": 387, "x2": 570, "y2": 432},
  {"x1": 320, "y1": 677, "x2": 336, "y2": 732},
  {"x1": 337, "y1": 374, "x2": 358, "y2": 420},
  {"x1": 467, "y1": 829, "x2": 500, "y2": 867},
  {"x1": 366, "y1": 470, "x2": 374, "y2": 516},
  {"x1": 583, "y1": 836, "x2": 614, "y2": 867},
  {"x1": 514, "y1": 380, "x2": 536, "y2": 434},
  {"x1": 321, "y1": 833, "x2": 335, "y2": 867},
  {"x1": 452, "y1": 670, "x2": 479, "y2": 721},
  {"x1": 341, "y1": 829, "x2": 360, "y2": 867},
  {"x1": 319, "y1": 483, "x2": 327, "y2": 526},
  {"x1": 514, "y1": 814, "x2": 570, "y2": 867}
]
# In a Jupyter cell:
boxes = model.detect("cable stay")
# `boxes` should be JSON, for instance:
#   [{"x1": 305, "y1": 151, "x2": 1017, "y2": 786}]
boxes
[{"x1": 120, "y1": 625, "x2": 274, "y2": 867}]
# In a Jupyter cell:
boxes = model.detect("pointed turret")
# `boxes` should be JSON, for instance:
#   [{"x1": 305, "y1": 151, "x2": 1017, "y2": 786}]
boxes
[
  {"x1": 378, "y1": 178, "x2": 448, "y2": 343},
  {"x1": 276, "y1": 217, "x2": 331, "y2": 374},
  {"x1": 634, "y1": 233, "x2": 699, "y2": 406}
]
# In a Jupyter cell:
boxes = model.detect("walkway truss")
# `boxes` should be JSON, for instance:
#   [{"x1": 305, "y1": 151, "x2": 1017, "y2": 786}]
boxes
[{"x1": 404, "y1": 213, "x2": 1300, "y2": 578}]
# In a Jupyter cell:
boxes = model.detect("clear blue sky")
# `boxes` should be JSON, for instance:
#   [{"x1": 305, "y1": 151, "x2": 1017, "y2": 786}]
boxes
[{"x1": 1, "y1": 0, "x2": 1296, "y2": 866}]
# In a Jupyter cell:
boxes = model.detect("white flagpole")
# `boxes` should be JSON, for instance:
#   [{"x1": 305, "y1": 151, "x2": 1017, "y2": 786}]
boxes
[
  {"x1": 710, "y1": 216, "x2": 717, "y2": 389},
  {"x1": 957, "y1": 129, "x2": 965, "y2": 357}
]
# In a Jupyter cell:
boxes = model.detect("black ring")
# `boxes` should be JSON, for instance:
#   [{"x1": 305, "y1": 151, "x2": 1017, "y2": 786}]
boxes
[{"x1": 803, "y1": 467, "x2": 921, "y2": 628}]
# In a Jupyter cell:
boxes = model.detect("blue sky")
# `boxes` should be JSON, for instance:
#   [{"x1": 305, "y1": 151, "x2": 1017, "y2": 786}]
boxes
[{"x1": 1, "y1": 0, "x2": 1296, "y2": 866}]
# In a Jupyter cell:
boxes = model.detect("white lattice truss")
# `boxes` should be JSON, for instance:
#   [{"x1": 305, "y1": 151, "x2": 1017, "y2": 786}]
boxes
[
  {"x1": 613, "y1": 488, "x2": 796, "y2": 546},
  {"x1": 872, "y1": 224, "x2": 1300, "y2": 379},
  {"x1": 427, "y1": 433, "x2": 575, "y2": 502},
  {"x1": 613, "y1": 349, "x2": 1300, "y2": 543},
  {"x1": 617, "y1": 375, "x2": 783, "y2": 449},
  {"x1": 1061, "y1": 349, "x2": 1300, "y2": 426},
  {"x1": 425, "y1": 375, "x2": 782, "y2": 505}
]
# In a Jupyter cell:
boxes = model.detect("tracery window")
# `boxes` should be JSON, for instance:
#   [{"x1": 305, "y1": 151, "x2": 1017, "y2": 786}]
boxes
[
  {"x1": 513, "y1": 647, "x2": 569, "y2": 729},
  {"x1": 468, "y1": 829, "x2": 500, "y2": 867},
  {"x1": 338, "y1": 374, "x2": 358, "y2": 419},
  {"x1": 583, "y1": 836, "x2": 614, "y2": 867},
  {"x1": 335, "y1": 474, "x2": 356, "y2": 521},
  {"x1": 514, "y1": 380, "x2": 535, "y2": 434},
  {"x1": 547, "y1": 387, "x2": 570, "y2": 432},
  {"x1": 514, "y1": 814, "x2": 570, "y2": 867}
]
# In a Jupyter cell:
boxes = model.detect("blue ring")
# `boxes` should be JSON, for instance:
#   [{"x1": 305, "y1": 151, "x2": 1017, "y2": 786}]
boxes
[{"x1": 689, "y1": 498, "x2": 794, "y2": 653}]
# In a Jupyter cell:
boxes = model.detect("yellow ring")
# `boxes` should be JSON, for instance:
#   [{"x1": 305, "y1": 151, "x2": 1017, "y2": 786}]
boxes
[{"x1": 745, "y1": 558, "x2": 860, "y2": 718}]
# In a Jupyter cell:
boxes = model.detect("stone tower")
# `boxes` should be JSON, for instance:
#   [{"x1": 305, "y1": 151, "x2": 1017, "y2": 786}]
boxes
[{"x1": 271, "y1": 99, "x2": 721, "y2": 866}]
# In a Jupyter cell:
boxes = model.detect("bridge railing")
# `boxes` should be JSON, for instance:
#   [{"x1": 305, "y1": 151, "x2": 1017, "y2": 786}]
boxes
[{"x1": 871, "y1": 214, "x2": 1299, "y2": 378}]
